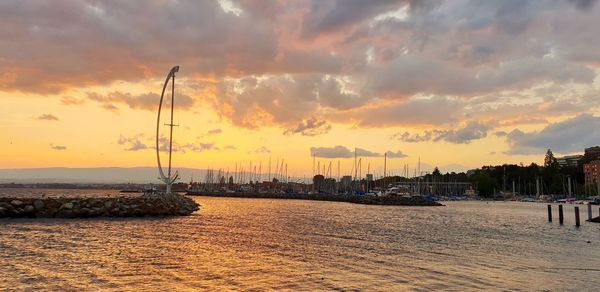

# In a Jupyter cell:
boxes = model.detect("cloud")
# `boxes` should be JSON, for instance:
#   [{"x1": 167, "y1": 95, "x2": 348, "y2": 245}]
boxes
[
  {"x1": 391, "y1": 132, "x2": 433, "y2": 143},
  {"x1": 505, "y1": 114, "x2": 600, "y2": 155},
  {"x1": 117, "y1": 135, "x2": 149, "y2": 151},
  {"x1": 60, "y1": 96, "x2": 85, "y2": 105},
  {"x1": 50, "y1": 144, "x2": 66, "y2": 151},
  {"x1": 118, "y1": 134, "x2": 220, "y2": 153},
  {"x1": 434, "y1": 121, "x2": 490, "y2": 144},
  {"x1": 311, "y1": 145, "x2": 354, "y2": 158},
  {"x1": 393, "y1": 121, "x2": 491, "y2": 144},
  {"x1": 185, "y1": 143, "x2": 217, "y2": 152},
  {"x1": 385, "y1": 150, "x2": 407, "y2": 158},
  {"x1": 254, "y1": 146, "x2": 271, "y2": 154},
  {"x1": 206, "y1": 128, "x2": 222, "y2": 136},
  {"x1": 37, "y1": 114, "x2": 59, "y2": 121},
  {"x1": 310, "y1": 145, "x2": 392, "y2": 158},
  {"x1": 355, "y1": 147, "x2": 381, "y2": 157},
  {"x1": 284, "y1": 117, "x2": 331, "y2": 136},
  {"x1": 344, "y1": 96, "x2": 466, "y2": 127},
  {"x1": 87, "y1": 91, "x2": 194, "y2": 112},
  {"x1": 1, "y1": 0, "x2": 600, "y2": 134}
]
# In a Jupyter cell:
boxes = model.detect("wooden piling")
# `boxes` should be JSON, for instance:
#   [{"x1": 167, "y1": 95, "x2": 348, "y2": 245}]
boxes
[
  {"x1": 575, "y1": 207, "x2": 580, "y2": 227},
  {"x1": 558, "y1": 204, "x2": 564, "y2": 224},
  {"x1": 548, "y1": 205, "x2": 552, "y2": 222},
  {"x1": 588, "y1": 204, "x2": 592, "y2": 220}
]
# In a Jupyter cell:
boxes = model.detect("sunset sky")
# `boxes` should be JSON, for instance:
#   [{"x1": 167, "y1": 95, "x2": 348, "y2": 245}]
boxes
[{"x1": 1, "y1": 0, "x2": 600, "y2": 178}]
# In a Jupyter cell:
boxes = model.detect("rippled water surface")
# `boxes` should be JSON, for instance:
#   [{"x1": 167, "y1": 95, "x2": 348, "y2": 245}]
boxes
[{"x1": 1, "y1": 189, "x2": 599, "y2": 291}]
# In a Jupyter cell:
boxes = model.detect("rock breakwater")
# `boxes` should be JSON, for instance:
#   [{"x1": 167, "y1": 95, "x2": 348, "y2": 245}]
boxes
[
  {"x1": 187, "y1": 192, "x2": 443, "y2": 206},
  {"x1": 0, "y1": 193, "x2": 199, "y2": 218}
]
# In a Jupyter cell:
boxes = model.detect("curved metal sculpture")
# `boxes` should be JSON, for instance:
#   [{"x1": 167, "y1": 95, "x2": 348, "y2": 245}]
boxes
[{"x1": 156, "y1": 65, "x2": 180, "y2": 194}]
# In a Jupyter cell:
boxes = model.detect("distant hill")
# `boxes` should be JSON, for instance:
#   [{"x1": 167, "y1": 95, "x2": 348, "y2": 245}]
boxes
[{"x1": 0, "y1": 167, "x2": 208, "y2": 184}]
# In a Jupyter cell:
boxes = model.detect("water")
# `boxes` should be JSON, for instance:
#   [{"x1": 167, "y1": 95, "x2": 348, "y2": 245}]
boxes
[{"x1": 1, "y1": 190, "x2": 599, "y2": 291}]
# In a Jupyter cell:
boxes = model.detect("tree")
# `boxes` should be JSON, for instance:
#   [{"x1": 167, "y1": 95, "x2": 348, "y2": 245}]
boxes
[
  {"x1": 432, "y1": 167, "x2": 442, "y2": 177},
  {"x1": 544, "y1": 149, "x2": 558, "y2": 168}
]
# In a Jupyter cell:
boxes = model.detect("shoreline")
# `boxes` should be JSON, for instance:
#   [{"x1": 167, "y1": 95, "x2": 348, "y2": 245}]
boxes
[{"x1": 187, "y1": 192, "x2": 444, "y2": 206}]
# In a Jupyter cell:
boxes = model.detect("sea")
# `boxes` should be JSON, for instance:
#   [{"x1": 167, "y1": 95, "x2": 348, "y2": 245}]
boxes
[{"x1": 1, "y1": 189, "x2": 599, "y2": 291}]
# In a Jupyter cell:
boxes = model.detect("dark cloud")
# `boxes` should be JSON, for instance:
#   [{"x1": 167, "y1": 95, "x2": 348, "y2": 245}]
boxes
[
  {"x1": 37, "y1": 114, "x2": 59, "y2": 121},
  {"x1": 568, "y1": 0, "x2": 596, "y2": 10},
  {"x1": 301, "y1": 0, "x2": 406, "y2": 39},
  {"x1": 505, "y1": 114, "x2": 600, "y2": 155}
]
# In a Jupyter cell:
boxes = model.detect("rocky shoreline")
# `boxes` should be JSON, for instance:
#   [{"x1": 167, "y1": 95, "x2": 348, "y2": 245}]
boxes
[
  {"x1": 0, "y1": 193, "x2": 199, "y2": 218},
  {"x1": 187, "y1": 192, "x2": 444, "y2": 206}
]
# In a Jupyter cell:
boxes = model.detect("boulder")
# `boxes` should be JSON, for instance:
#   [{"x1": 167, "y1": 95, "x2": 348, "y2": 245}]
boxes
[
  {"x1": 55, "y1": 209, "x2": 74, "y2": 218},
  {"x1": 10, "y1": 200, "x2": 23, "y2": 206},
  {"x1": 61, "y1": 202, "x2": 74, "y2": 210},
  {"x1": 23, "y1": 205, "x2": 35, "y2": 213},
  {"x1": 104, "y1": 201, "x2": 114, "y2": 209},
  {"x1": 0, "y1": 202, "x2": 13, "y2": 210},
  {"x1": 33, "y1": 200, "x2": 44, "y2": 210}
]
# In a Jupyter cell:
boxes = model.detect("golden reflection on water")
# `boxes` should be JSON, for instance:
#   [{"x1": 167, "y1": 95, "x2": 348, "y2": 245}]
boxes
[{"x1": 1, "y1": 193, "x2": 599, "y2": 291}]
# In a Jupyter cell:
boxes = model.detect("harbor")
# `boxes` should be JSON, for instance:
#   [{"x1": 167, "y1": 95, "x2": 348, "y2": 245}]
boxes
[
  {"x1": 2, "y1": 1, "x2": 600, "y2": 290},
  {"x1": 1, "y1": 196, "x2": 598, "y2": 291}
]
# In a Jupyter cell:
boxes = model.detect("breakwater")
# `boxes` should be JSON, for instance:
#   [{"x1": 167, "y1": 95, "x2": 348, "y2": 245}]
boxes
[
  {"x1": 0, "y1": 193, "x2": 199, "y2": 218},
  {"x1": 187, "y1": 192, "x2": 443, "y2": 206}
]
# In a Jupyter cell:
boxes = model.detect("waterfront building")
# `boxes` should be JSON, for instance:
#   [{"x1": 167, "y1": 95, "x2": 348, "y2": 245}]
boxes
[
  {"x1": 583, "y1": 160, "x2": 600, "y2": 185},
  {"x1": 556, "y1": 155, "x2": 582, "y2": 167},
  {"x1": 340, "y1": 176, "x2": 353, "y2": 188},
  {"x1": 584, "y1": 146, "x2": 600, "y2": 161}
]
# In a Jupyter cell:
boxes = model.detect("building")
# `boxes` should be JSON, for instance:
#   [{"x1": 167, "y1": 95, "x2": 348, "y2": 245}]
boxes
[
  {"x1": 585, "y1": 146, "x2": 600, "y2": 161},
  {"x1": 365, "y1": 174, "x2": 374, "y2": 182},
  {"x1": 340, "y1": 175, "x2": 353, "y2": 189},
  {"x1": 556, "y1": 155, "x2": 582, "y2": 167},
  {"x1": 583, "y1": 160, "x2": 600, "y2": 185}
]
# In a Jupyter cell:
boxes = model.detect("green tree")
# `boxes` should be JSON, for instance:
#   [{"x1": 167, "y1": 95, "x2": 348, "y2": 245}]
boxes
[{"x1": 544, "y1": 149, "x2": 558, "y2": 168}]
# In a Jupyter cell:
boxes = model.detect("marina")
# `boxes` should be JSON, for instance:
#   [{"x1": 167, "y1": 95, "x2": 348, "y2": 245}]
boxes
[{"x1": 2, "y1": 1, "x2": 600, "y2": 290}]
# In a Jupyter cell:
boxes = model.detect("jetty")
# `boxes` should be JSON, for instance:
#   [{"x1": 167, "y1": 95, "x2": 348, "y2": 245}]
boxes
[
  {"x1": 0, "y1": 193, "x2": 199, "y2": 218},
  {"x1": 188, "y1": 192, "x2": 443, "y2": 206}
]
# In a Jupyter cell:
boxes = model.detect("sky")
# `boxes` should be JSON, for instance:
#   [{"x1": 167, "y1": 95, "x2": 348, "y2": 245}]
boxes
[{"x1": 1, "y1": 0, "x2": 600, "y2": 178}]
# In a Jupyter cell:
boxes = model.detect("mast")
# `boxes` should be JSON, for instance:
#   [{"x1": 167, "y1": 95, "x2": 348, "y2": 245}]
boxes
[{"x1": 383, "y1": 152, "x2": 387, "y2": 188}]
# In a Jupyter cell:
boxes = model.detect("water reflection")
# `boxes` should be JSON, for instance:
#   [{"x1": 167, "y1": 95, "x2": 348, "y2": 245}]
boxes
[{"x1": 1, "y1": 193, "x2": 599, "y2": 290}]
